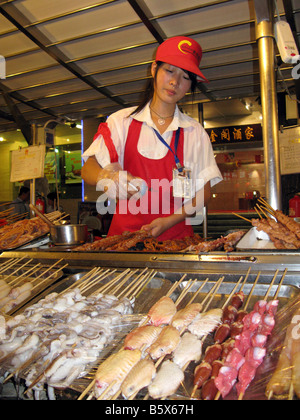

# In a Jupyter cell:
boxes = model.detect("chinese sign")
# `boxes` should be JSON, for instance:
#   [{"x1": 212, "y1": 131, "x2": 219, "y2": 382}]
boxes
[
  {"x1": 279, "y1": 127, "x2": 300, "y2": 175},
  {"x1": 206, "y1": 124, "x2": 262, "y2": 145}
]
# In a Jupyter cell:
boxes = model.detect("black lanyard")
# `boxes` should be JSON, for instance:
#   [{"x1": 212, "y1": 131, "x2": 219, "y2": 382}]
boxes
[{"x1": 153, "y1": 127, "x2": 183, "y2": 172}]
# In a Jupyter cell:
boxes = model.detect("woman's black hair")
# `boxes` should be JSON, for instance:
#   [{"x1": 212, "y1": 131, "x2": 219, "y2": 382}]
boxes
[{"x1": 131, "y1": 62, "x2": 198, "y2": 116}]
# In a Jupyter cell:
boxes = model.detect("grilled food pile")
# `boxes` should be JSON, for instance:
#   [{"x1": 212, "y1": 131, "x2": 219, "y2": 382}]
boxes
[
  {"x1": 75, "y1": 230, "x2": 246, "y2": 253},
  {"x1": 0, "y1": 218, "x2": 49, "y2": 250}
]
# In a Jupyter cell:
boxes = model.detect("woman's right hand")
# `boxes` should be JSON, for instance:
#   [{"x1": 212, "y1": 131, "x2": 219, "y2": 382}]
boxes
[{"x1": 97, "y1": 163, "x2": 146, "y2": 201}]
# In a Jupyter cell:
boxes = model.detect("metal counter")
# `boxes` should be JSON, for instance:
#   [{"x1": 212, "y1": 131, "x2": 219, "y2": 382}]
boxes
[{"x1": 1, "y1": 248, "x2": 300, "y2": 287}]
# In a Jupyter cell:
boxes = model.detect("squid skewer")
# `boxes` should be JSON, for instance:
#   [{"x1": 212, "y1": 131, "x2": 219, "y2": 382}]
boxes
[
  {"x1": 0, "y1": 262, "x2": 66, "y2": 311},
  {"x1": 24, "y1": 277, "x2": 135, "y2": 396},
  {"x1": 24, "y1": 344, "x2": 78, "y2": 394},
  {"x1": 3, "y1": 338, "x2": 54, "y2": 384}
]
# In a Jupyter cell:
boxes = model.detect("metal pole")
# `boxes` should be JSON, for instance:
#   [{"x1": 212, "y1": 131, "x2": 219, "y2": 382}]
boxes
[
  {"x1": 254, "y1": 0, "x2": 282, "y2": 210},
  {"x1": 198, "y1": 103, "x2": 208, "y2": 238},
  {"x1": 30, "y1": 124, "x2": 36, "y2": 218}
]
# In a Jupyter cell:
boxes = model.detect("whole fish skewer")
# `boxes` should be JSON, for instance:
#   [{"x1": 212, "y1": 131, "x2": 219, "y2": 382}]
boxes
[
  {"x1": 95, "y1": 349, "x2": 142, "y2": 399},
  {"x1": 187, "y1": 277, "x2": 227, "y2": 339},
  {"x1": 146, "y1": 326, "x2": 181, "y2": 361},
  {"x1": 96, "y1": 278, "x2": 207, "y2": 401},
  {"x1": 147, "y1": 296, "x2": 177, "y2": 327},
  {"x1": 148, "y1": 360, "x2": 184, "y2": 400},
  {"x1": 124, "y1": 326, "x2": 162, "y2": 351},
  {"x1": 121, "y1": 358, "x2": 156, "y2": 399},
  {"x1": 140, "y1": 277, "x2": 227, "y2": 401},
  {"x1": 109, "y1": 279, "x2": 208, "y2": 400},
  {"x1": 82, "y1": 276, "x2": 227, "y2": 401}
]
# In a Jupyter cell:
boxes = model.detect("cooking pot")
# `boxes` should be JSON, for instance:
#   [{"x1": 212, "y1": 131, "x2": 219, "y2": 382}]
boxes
[
  {"x1": 49, "y1": 224, "x2": 89, "y2": 246},
  {"x1": 29, "y1": 204, "x2": 89, "y2": 246}
]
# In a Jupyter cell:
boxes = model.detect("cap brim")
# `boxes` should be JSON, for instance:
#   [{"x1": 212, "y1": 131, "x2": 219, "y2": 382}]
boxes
[
  {"x1": 156, "y1": 55, "x2": 209, "y2": 83},
  {"x1": 196, "y1": 71, "x2": 209, "y2": 83}
]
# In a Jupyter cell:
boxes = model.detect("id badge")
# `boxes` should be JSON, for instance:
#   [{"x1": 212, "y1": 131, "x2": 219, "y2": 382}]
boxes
[{"x1": 173, "y1": 167, "x2": 192, "y2": 199}]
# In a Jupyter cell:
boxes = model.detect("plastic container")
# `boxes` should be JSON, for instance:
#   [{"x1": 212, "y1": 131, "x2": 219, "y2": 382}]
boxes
[{"x1": 289, "y1": 194, "x2": 300, "y2": 218}]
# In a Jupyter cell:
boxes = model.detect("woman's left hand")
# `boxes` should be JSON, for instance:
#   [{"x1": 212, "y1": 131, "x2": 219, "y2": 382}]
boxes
[{"x1": 142, "y1": 216, "x2": 176, "y2": 238}]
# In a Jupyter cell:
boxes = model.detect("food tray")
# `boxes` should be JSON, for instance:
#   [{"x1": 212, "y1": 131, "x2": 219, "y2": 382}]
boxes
[
  {"x1": 2, "y1": 233, "x2": 50, "y2": 251},
  {"x1": 69, "y1": 269, "x2": 299, "y2": 398},
  {"x1": 18, "y1": 235, "x2": 50, "y2": 250},
  {"x1": 3, "y1": 268, "x2": 299, "y2": 400}
]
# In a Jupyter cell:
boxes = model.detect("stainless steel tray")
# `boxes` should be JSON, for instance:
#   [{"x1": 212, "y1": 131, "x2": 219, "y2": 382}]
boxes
[
  {"x1": 69, "y1": 270, "x2": 299, "y2": 399},
  {"x1": 2, "y1": 266, "x2": 299, "y2": 400}
]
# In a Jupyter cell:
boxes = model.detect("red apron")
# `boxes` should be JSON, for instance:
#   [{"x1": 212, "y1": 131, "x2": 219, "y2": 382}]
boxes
[{"x1": 106, "y1": 119, "x2": 194, "y2": 240}]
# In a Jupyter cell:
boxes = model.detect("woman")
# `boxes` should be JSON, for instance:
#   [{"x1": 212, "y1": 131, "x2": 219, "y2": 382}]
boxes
[{"x1": 81, "y1": 36, "x2": 222, "y2": 240}]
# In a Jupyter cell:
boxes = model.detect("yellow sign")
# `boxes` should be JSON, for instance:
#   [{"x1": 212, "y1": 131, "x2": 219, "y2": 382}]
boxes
[{"x1": 10, "y1": 145, "x2": 46, "y2": 182}]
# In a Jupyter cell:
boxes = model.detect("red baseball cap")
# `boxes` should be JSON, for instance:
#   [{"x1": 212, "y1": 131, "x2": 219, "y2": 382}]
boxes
[{"x1": 155, "y1": 36, "x2": 208, "y2": 83}]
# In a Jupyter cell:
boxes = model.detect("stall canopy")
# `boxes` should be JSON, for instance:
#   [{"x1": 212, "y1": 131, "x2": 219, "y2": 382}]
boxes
[{"x1": 0, "y1": 0, "x2": 299, "y2": 133}]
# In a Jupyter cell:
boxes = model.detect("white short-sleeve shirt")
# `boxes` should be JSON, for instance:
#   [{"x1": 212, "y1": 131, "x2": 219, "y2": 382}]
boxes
[{"x1": 83, "y1": 102, "x2": 223, "y2": 190}]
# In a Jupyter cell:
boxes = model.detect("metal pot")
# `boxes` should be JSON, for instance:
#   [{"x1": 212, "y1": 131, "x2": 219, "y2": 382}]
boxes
[{"x1": 49, "y1": 224, "x2": 89, "y2": 246}]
